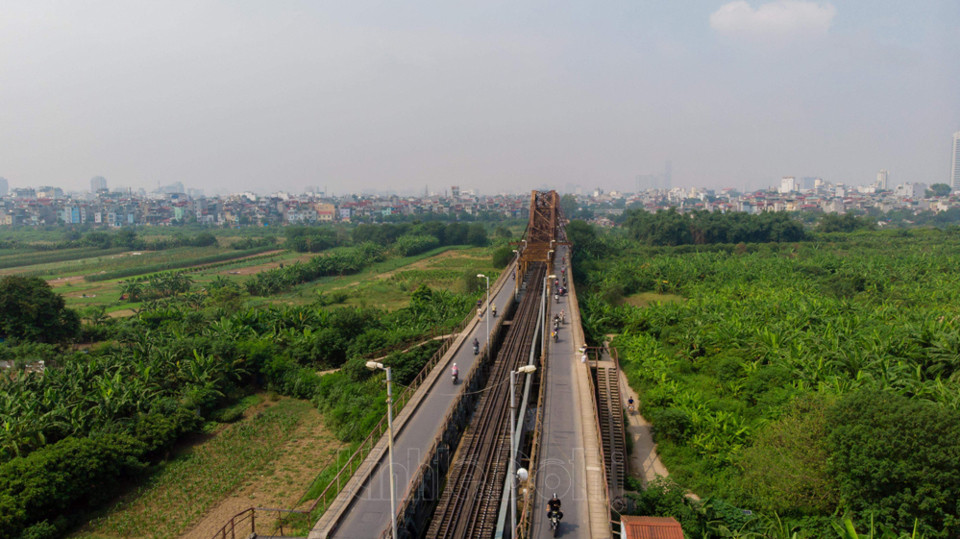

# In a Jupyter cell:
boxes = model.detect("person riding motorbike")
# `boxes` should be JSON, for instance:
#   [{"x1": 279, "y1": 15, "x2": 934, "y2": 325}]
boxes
[
  {"x1": 451, "y1": 363, "x2": 459, "y2": 384},
  {"x1": 491, "y1": 304, "x2": 497, "y2": 317},
  {"x1": 472, "y1": 338, "x2": 480, "y2": 355},
  {"x1": 547, "y1": 493, "x2": 563, "y2": 525},
  {"x1": 552, "y1": 330, "x2": 558, "y2": 342}
]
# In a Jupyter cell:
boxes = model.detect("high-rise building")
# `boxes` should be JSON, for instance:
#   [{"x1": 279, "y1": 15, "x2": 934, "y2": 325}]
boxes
[
  {"x1": 779, "y1": 176, "x2": 796, "y2": 194},
  {"x1": 877, "y1": 170, "x2": 889, "y2": 190},
  {"x1": 91, "y1": 176, "x2": 107, "y2": 192},
  {"x1": 0, "y1": 177, "x2": 7, "y2": 196},
  {"x1": 952, "y1": 132, "x2": 960, "y2": 191}
]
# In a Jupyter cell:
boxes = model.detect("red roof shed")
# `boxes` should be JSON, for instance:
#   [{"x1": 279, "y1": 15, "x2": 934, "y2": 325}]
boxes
[{"x1": 620, "y1": 516, "x2": 684, "y2": 539}]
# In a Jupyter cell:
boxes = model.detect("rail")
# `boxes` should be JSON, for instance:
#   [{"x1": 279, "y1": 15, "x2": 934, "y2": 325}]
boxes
[
  {"x1": 210, "y1": 507, "x2": 308, "y2": 539},
  {"x1": 583, "y1": 345, "x2": 615, "y2": 518},
  {"x1": 377, "y1": 335, "x2": 500, "y2": 538},
  {"x1": 301, "y1": 315, "x2": 470, "y2": 520},
  {"x1": 514, "y1": 350, "x2": 548, "y2": 538},
  {"x1": 318, "y1": 261, "x2": 518, "y2": 537}
]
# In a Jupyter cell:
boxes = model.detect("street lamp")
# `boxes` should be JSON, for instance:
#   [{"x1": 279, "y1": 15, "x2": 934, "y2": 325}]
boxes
[
  {"x1": 510, "y1": 364, "x2": 537, "y2": 536},
  {"x1": 366, "y1": 360, "x2": 397, "y2": 539},
  {"x1": 477, "y1": 273, "x2": 490, "y2": 342},
  {"x1": 542, "y1": 274, "x2": 556, "y2": 352}
]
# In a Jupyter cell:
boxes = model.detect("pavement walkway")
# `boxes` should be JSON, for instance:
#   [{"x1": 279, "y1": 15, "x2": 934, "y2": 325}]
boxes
[{"x1": 315, "y1": 267, "x2": 519, "y2": 538}]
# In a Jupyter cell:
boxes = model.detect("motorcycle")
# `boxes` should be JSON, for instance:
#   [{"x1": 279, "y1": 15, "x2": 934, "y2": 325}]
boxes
[
  {"x1": 554, "y1": 293, "x2": 559, "y2": 304},
  {"x1": 473, "y1": 343, "x2": 480, "y2": 355},
  {"x1": 549, "y1": 510, "x2": 561, "y2": 536},
  {"x1": 452, "y1": 371, "x2": 459, "y2": 384}
]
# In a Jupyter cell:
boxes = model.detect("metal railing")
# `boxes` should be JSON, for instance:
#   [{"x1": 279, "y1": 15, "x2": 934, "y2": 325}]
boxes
[
  {"x1": 302, "y1": 316, "x2": 469, "y2": 519},
  {"x1": 211, "y1": 507, "x2": 308, "y2": 539},
  {"x1": 309, "y1": 262, "x2": 517, "y2": 534}
]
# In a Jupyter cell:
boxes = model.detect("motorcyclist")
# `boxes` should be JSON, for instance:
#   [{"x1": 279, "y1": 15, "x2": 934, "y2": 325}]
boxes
[
  {"x1": 451, "y1": 363, "x2": 459, "y2": 383},
  {"x1": 551, "y1": 330, "x2": 558, "y2": 342},
  {"x1": 547, "y1": 493, "x2": 563, "y2": 522},
  {"x1": 472, "y1": 338, "x2": 480, "y2": 354},
  {"x1": 559, "y1": 309, "x2": 565, "y2": 323},
  {"x1": 491, "y1": 304, "x2": 497, "y2": 317}
]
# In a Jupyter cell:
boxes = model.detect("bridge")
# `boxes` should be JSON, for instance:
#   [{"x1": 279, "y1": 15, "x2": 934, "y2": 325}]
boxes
[{"x1": 214, "y1": 191, "x2": 627, "y2": 539}]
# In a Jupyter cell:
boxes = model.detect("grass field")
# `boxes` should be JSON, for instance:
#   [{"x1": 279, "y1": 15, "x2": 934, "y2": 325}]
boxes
[
  {"x1": 72, "y1": 396, "x2": 342, "y2": 539},
  {"x1": 259, "y1": 245, "x2": 501, "y2": 311},
  {"x1": 5, "y1": 240, "x2": 500, "y2": 315}
]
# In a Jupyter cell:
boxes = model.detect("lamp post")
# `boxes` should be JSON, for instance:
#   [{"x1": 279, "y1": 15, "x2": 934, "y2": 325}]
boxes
[
  {"x1": 547, "y1": 249, "x2": 555, "y2": 277},
  {"x1": 477, "y1": 273, "x2": 490, "y2": 343},
  {"x1": 542, "y1": 274, "x2": 556, "y2": 353},
  {"x1": 510, "y1": 364, "x2": 537, "y2": 536},
  {"x1": 366, "y1": 361, "x2": 397, "y2": 539}
]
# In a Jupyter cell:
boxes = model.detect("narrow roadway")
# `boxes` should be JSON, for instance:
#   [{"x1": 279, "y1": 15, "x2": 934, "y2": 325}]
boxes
[
  {"x1": 531, "y1": 246, "x2": 591, "y2": 538},
  {"x1": 332, "y1": 270, "x2": 519, "y2": 538}
]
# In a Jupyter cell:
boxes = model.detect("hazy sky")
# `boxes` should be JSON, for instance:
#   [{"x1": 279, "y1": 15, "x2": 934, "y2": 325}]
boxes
[{"x1": 1, "y1": 1, "x2": 958, "y2": 195}]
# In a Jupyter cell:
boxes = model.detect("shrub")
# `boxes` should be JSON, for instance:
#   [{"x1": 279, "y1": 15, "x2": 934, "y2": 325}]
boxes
[
  {"x1": 827, "y1": 389, "x2": 960, "y2": 536},
  {"x1": 651, "y1": 408, "x2": 692, "y2": 443}
]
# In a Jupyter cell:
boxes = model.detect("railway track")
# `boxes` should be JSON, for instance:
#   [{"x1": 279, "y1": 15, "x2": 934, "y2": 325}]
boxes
[{"x1": 426, "y1": 264, "x2": 546, "y2": 539}]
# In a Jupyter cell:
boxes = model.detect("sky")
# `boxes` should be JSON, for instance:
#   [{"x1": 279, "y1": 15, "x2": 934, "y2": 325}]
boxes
[{"x1": 1, "y1": 1, "x2": 958, "y2": 195}]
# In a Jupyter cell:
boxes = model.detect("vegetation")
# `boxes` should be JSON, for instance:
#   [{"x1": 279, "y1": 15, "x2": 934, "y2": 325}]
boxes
[
  {"x1": 84, "y1": 246, "x2": 276, "y2": 282},
  {"x1": 575, "y1": 218, "x2": 960, "y2": 537},
  {"x1": 0, "y1": 276, "x2": 79, "y2": 343},
  {"x1": 0, "y1": 268, "x2": 474, "y2": 536},
  {"x1": 622, "y1": 208, "x2": 806, "y2": 246},
  {"x1": 76, "y1": 398, "x2": 314, "y2": 539}
]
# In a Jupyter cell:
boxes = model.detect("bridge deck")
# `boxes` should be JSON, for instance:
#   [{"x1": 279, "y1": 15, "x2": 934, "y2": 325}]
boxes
[
  {"x1": 311, "y1": 265, "x2": 517, "y2": 539},
  {"x1": 531, "y1": 245, "x2": 609, "y2": 538}
]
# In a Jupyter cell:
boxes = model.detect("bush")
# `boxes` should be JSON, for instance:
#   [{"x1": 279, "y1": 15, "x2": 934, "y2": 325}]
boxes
[
  {"x1": 650, "y1": 408, "x2": 692, "y2": 443},
  {"x1": 827, "y1": 389, "x2": 960, "y2": 536},
  {"x1": 491, "y1": 246, "x2": 513, "y2": 269},
  {"x1": 0, "y1": 434, "x2": 147, "y2": 537}
]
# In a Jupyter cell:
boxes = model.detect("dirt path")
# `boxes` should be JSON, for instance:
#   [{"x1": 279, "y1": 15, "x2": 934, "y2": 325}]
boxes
[
  {"x1": 618, "y1": 369, "x2": 670, "y2": 486},
  {"x1": 180, "y1": 405, "x2": 344, "y2": 539}
]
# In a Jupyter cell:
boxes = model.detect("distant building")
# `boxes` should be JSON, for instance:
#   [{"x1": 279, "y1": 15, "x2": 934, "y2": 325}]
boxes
[
  {"x1": 800, "y1": 176, "x2": 819, "y2": 191},
  {"x1": 157, "y1": 182, "x2": 185, "y2": 194},
  {"x1": 451, "y1": 185, "x2": 460, "y2": 198},
  {"x1": 952, "y1": 131, "x2": 960, "y2": 191},
  {"x1": 36, "y1": 186, "x2": 64, "y2": 198},
  {"x1": 895, "y1": 182, "x2": 928, "y2": 198},
  {"x1": 0, "y1": 177, "x2": 7, "y2": 196},
  {"x1": 876, "y1": 169, "x2": 889, "y2": 190},
  {"x1": 90, "y1": 176, "x2": 107, "y2": 192},
  {"x1": 779, "y1": 176, "x2": 796, "y2": 194}
]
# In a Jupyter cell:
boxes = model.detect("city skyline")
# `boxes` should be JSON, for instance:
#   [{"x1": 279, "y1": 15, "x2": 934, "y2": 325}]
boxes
[{"x1": 1, "y1": 1, "x2": 958, "y2": 194}]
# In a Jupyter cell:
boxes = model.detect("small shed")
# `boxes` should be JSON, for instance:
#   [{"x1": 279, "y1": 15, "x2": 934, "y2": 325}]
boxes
[{"x1": 620, "y1": 516, "x2": 684, "y2": 539}]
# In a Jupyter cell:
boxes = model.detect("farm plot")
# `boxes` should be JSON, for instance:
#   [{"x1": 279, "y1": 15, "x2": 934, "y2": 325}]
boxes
[{"x1": 72, "y1": 397, "x2": 341, "y2": 539}]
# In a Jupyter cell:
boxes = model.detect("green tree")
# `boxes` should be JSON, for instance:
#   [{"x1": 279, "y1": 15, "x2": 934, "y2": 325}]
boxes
[
  {"x1": 739, "y1": 395, "x2": 838, "y2": 515},
  {"x1": 827, "y1": 389, "x2": 960, "y2": 535},
  {"x1": 928, "y1": 183, "x2": 952, "y2": 197},
  {"x1": 0, "y1": 276, "x2": 80, "y2": 344}
]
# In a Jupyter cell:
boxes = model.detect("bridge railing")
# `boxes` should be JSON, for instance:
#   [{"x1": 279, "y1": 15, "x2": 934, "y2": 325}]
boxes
[
  {"x1": 306, "y1": 264, "x2": 515, "y2": 535},
  {"x1": 302, "y1": 317, "x2": 469, "y2": 520}
]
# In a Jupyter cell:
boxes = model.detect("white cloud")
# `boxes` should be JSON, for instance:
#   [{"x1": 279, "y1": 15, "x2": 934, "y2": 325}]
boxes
[{"x1": 710, "y1": 1, "x2": 836, "y2": 40}]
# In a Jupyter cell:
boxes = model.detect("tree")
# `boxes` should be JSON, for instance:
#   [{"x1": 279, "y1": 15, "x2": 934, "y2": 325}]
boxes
[
  {"x1": 827, "y1": 389, "x2": 960, "y2": 535},
  {"x1": 0, "y1": 276, "x2": 80, "y2": 344},
  {"x1": 560, "y1": 193, "x2": 579, "y2": 219},
  {"x1": 928, "y1": 183, "x2": 952, "y2": 197}
]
